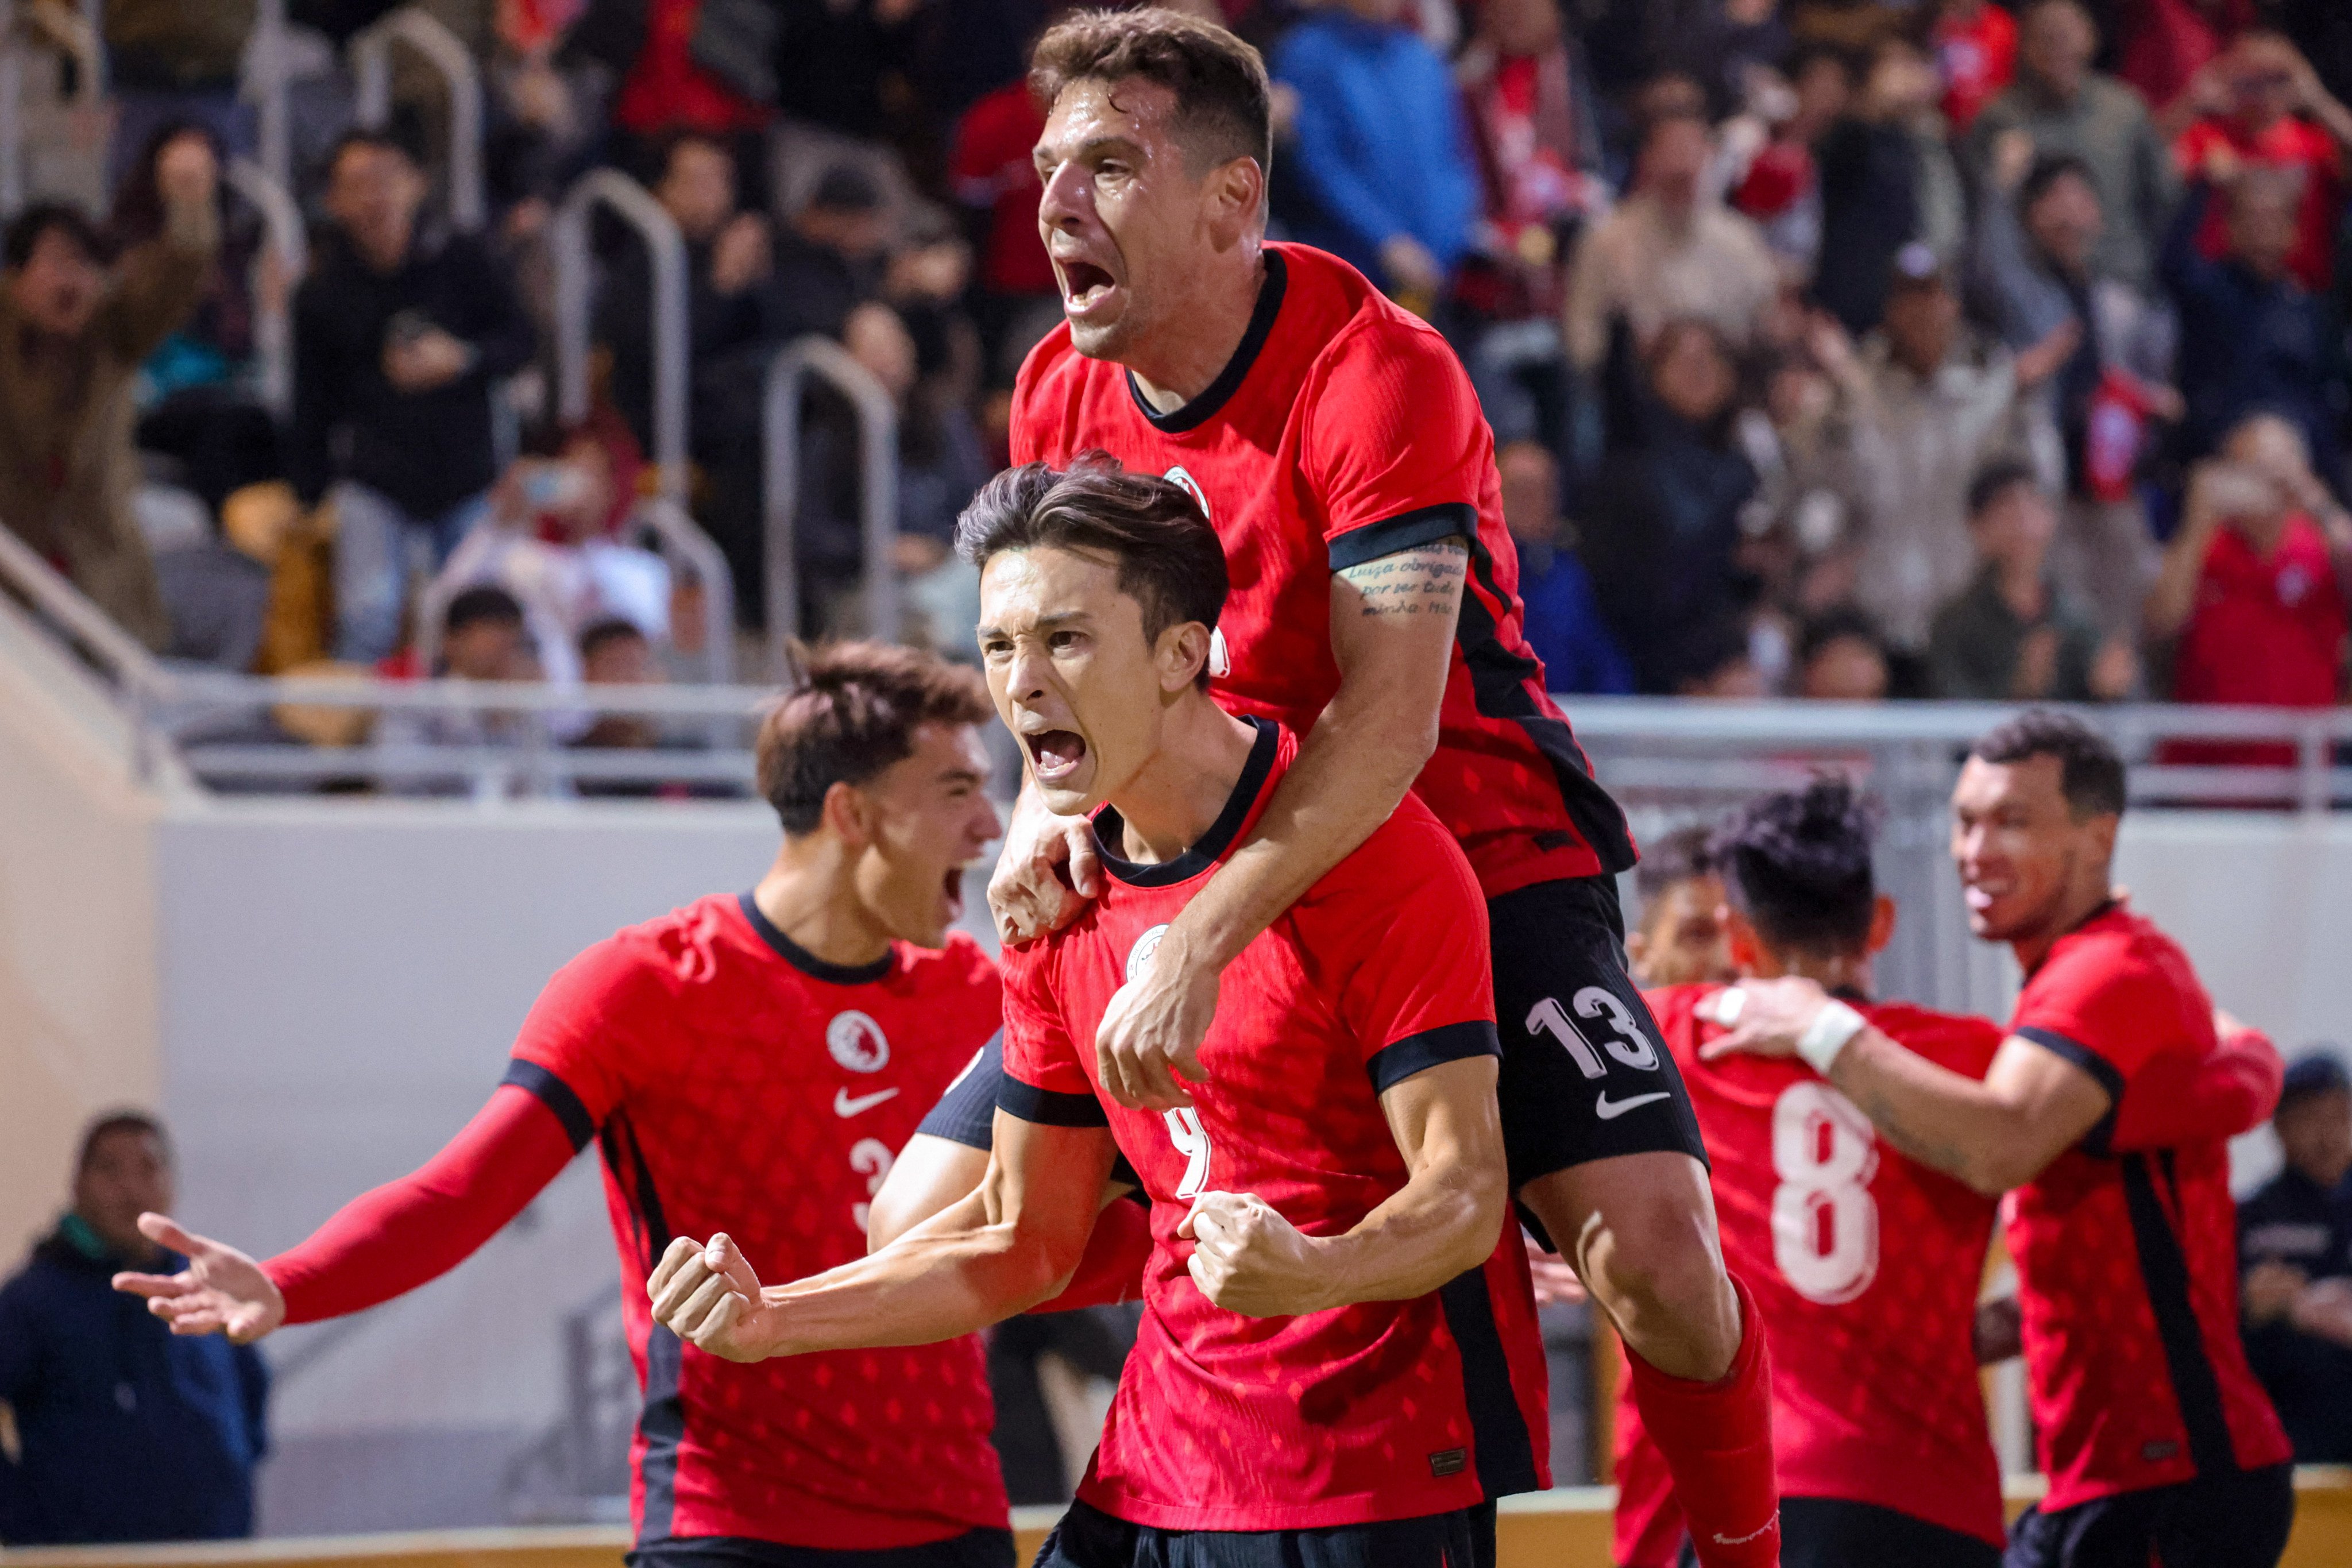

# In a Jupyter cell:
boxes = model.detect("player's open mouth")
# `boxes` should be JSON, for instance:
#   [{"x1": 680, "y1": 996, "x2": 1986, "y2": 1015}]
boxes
[
  {"x1": 943, "y1": 867, "x2": 965, "y2": 918},
  {"x1": 1025, "y1": 728, "x2": 1087, "y2": 784},
  {"x1": 1963, "y1": 883, "x2": 2001, "y2": 912},
  {"x1": 1059, "y1": 260, "x2": 1117, "y2": 315}
]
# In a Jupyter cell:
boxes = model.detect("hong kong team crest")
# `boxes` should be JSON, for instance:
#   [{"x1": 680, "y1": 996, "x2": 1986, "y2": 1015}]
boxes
[
  {"x1": 1126, "y1": 924, "x2": 1169, "y2": 984},
  {"x1": 1163, "y1": 466, "x2": 1210, "y2": 522},
  {"x1": 827, "y1": 1010, "x2": 891, "y2": 1073}
]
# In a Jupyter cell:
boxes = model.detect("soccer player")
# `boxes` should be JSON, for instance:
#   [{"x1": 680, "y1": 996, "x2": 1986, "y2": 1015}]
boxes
[
  {"x1": 1706, "y1": 712, "x2": 2295, "y2": 1568},
  {"x1": 646, "y1": 461, "x2": 1549, "y2": 1567},
  {"x1": 113, "y1": 645, "x2": 1021, "y2": 1568},
  {"x1": 992, "y1": 13, "x2": 1777, "y2": 1559},
  {"x1": 1625, "y1": 824, "x2": 1736, "y2": 988}
]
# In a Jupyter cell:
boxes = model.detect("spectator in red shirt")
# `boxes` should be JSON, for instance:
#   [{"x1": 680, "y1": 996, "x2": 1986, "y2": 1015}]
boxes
[
  {"x1": 2147, "y1": 414, "x2": 2352, "y2": 760},
  {"x1": 1934, "y1": 0, "x2": 2017, "y2": 131},
  {"x1": 2166, "y1": 30, "x2": 2352, "y2": 293},
  {"x1": 949, "y1": 72, "x2": 1061, "y2": 386}
]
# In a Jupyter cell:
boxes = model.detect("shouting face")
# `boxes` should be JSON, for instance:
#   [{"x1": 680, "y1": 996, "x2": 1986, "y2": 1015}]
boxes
[{"x1": 844, "y1": 721, "x2": 1002, "y2": 947}]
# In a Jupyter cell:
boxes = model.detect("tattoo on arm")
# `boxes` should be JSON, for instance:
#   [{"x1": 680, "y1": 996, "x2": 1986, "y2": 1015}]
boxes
[
  {"x1": 1337, "y1": 540, "x2": 1468, "y2": 620},
  {"x1": 1849, "y1": 1082, "x2": 1976, "y2": 1184}
]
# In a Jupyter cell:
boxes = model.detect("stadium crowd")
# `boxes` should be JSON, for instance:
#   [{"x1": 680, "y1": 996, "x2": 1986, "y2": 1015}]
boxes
[{"x1": 0, "y1": 0, "x2": 2347, "y2": 725}]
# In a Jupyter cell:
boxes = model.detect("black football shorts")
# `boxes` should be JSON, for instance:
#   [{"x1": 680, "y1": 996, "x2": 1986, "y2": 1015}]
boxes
[
  {"x1": 2003, "y1": 1463, "x2": 2293, "y2": 1568},
  {"x1": 628, "y1": 1530, "x2": 1017, "y2": 1568},
  {"x1": 1673, "y1": 1497, "x2": 2001, "y2": 1568},
  {"x1": 1031, "y1": 1498, "x2": 1493, "y2": 1568}
]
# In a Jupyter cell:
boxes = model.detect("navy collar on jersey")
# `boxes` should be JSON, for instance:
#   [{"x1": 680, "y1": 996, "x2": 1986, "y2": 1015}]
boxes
[
  {"x1": 1091, "y1": 717, "x2": 1280, "y2": 888},
  {"x1": 1125, "y1": 248, "x2": 1289, "y2": 435},
  {"x1": 736, "y1": 892, "x2": 897, "y2": 985}
]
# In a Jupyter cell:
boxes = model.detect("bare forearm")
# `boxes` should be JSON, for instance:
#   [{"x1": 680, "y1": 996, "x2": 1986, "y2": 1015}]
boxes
[
  {"x1": 1826, "y1": 1031, "x2": 2030, "y2": 1194},
  {"x1": 2145, "y1": 511, "x2": 2219, "y2": 638},
  {"x1": 1315, "y1": 1160, "x2": 1504, "y2": 1307}
]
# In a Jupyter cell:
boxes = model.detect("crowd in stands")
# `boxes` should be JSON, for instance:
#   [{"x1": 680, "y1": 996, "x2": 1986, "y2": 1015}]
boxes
[{"x1": 1, "y1": 0, "x2": 2350, "y2": 755}]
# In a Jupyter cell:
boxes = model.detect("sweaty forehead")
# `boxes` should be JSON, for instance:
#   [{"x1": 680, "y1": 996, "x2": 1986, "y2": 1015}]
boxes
[
  {"x1": 1041, "y1": 76, "x2": 1182, "y2": 151},
  {"x1": 979, "y1": 544, "x2": 1122, "y2": 624}
]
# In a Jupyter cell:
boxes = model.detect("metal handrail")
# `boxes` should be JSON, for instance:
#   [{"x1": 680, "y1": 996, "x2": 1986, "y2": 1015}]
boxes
[
  {"x1": 762, "y1": 334, "x2": 900, "y2": 670},
  {"x1": 222, "y1": 157, "x2": 306, "y2": 416},
  {"x1": 248, "y1": 0, "x2": 291, "y2": 191},
  {"x1": 350, "y1": 7, "x2": 484, "y2": 231},
  {"x1": 549, "y1": 168, "x2": 688, "y2": 501},
  {"x1": 0, "y1": 0, "x2": 105, "y2": 217}
]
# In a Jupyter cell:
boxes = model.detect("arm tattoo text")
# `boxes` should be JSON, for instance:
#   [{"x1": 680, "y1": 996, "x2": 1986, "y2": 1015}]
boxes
[{"x1": 1338, "y1": 540, "x2": 1469, "y2": 620}]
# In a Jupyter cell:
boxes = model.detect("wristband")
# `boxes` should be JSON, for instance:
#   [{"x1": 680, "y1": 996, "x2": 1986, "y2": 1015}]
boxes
[{"x1": 1797, "y1": 999, "x2": 1866, "y2": 1075}]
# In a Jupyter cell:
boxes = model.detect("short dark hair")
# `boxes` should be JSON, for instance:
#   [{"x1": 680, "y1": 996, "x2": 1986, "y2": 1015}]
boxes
[
  {"x1": 78, "y1": 1110, "x2": 169, "y2": 1174},
  {"x1": 1797, "y1": 606, "x2": 1886, "y2": 670},
  {"x1": 755, "y1": 642, "x2": 993, "y2": 835},
  {"x1": 325, "y1": 127, "x2": 420, "y2": 180},
  {"x1": 5, "y1": 201, "x2": 101, "y2": 271},
  {"x1": 956, "y1": 457, "x2": 1229, "y2": 686},
  {"x1": 2019, "y1": 152, "x2": 2098, "y2": 214},
  {"x1": 1967, "y1": 457, "x2": 2044, "y2": 520},
  {"x1": 579, "y1": 616, "x2": 648, "y2": 663},
  {"x1": 1634, "y1": 822, "x2": 1717, "y2": 904},
  {"x1": 1971, "y1": 709, "x2": 2127, "y2": 818},
  {"x1": 445, "y1": 585, "x2": 526, "y2": 636},
  {"x1": 1030, "y1": 7, "x2": 1273, "y2": 176},
  {"x1": 1711, "y1": 775, "x2": 1881, "y2": 956}
]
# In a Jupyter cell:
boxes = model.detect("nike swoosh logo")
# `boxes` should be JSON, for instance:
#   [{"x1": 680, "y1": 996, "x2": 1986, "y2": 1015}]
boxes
[
  {"x1": 833, "y1": 1087, "x2": 900, "y2": 1118},
  {"x1": 1594, "y1": 1090, "x2": 1671, "y2": 1121}
]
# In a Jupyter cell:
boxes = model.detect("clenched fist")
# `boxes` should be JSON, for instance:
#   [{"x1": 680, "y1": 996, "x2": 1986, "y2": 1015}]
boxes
[
  {"x1": 1179, "y1": 1191, "x2": 1330, "y2": 1318},
  {"x1": 647, "y1": 1233, "x2": 777, "y2": 1362}
]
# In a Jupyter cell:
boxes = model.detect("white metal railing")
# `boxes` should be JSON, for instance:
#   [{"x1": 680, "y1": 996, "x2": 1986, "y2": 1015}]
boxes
[
  {"x1": 248, "y1": 0, "x2": 291, "y2": 192},
  {"x1": 549, "y1": 168, "x2": 689, "y2": 500},
  {"x1": 763, "y1": 334, "x2": 901, "y2": 671},
  {"x1": 350, "y1": 7, "x2": 483, "y2": 230},
  {"x1": 222, "y1": 156, "x2": 305, "y2": 416}
]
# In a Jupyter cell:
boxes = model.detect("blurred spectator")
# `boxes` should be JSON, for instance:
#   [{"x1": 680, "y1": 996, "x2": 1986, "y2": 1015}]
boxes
[
  {"x1": 0, "y1": 1112, "x2": 268, "y2": 1544},
  {"x1": 1563, "y1": 110, "x2": 1779, "y2": 373},
  {"x1": 1929, "y1": 459, "x2": 2135, "y2": 701},
  {"x1": 1497, "y1": 439, "x2": 1632, "y2": 694},
  {"x1": 1794, "y1": 606, "x2": 1891, "y2": 700},
  {"x1": 1624, "y1": 823, "x2": 1733, "y2": 988},
  {"x1": 1272, "y1": 0, "x2": 1477, "y2": 304},
  {"x1": 597, "y1": 130, "x2": 773, "y2": 455},
  {"x1": 1581, "y1": 319, "x2": 1758, "y2": 693},
  {"x1": 575, "y1": 616, "x2": 669, "y2": 779},
  {"x1": 2161, "y1": 159, "x2": 2347, "y2": 482},
  {"x1": 378, "y1": 586, "x2": 551, "y2": 795},
  {"x1": 1933, "y1": 0, "x2": 2018, "y2": 132},
  {"x1": 435, "y1": 415, "x2": 664, "y2": 689},
  {"x1": 2240, "y1": 1052, "x2": 2352, "y2": 1465},
  {"x1": 572, "y1": 0, "x2": 775, "y2": 153},
  {"x1": 2146, "y1": 414, "x2": 2350, "y2": 728},
  {"x1": 290, "y1": 132, "x2": 537, "y2": 665},
  {"x1": 1736, "y1": 340, "x2": 1875, "y2": 623},
  {"x1": 0, "y1": 139, "x2": 218, "y2": 651},
  {"x1": 1970, "y1": 142, "x2": 2179, "y2": 631},
  {"x1": 770, "y1": 164, "x2": 894, "y2": 343},
  {"x1": 1453, "y1": 0, "x2": 1602, "y2": 448},
  {"x1": 1723, "y1": 45, "x2": 1850, "y2": 277},
  {"x1": 1821, "y1": 246, "x2": 2072, "y2": 678},
  {"x1": 109, "y1": 123, "x2": 284, "y2": 515},
  {"x1": 95, "y1": 0, "x2": 256, "y2": 189},
  {"x1": 1969, "y1": 0, "x2": 2180, "y2": 292},
  {"x1": 1813, "y1": 35, "x2": 1964, "y2": 338},
  {"x1": 949, "y1": 67, "x2": 1058, "y2": 371},
  {"x1": 2164, "y1": 29, "x2": 2352, "y2": 294}
]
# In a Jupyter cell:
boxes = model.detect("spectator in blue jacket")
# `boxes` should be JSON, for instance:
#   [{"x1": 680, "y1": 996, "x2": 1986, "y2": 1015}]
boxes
[
  {"x1": 1499, "y1": 438, "x2": 1633, "y2": 694},
  {"x1": 0, "y1": 1113, "x2": 268, "y2": 1544},
  {"x1": 2162, "y1": 156, "x2": 2348, "y2": 489},
  {"x1": 1272, "y1": 0, "x2": 1477, "y2": 304}
]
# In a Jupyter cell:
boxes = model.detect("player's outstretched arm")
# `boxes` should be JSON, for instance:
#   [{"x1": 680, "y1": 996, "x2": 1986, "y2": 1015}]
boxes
[
  {"x1": 1179, "y1": 1056, "x2": 1506, "y2": 1318},
  {"x1": 1092, "y1": 540, "x2": 1467, "y2": 1111},
  {"x1": 1704, "y1": 978, "x2": 2108, "y2": 1195},
  {"x1": 651, "y1": 1111, "x2": 1119, "y2": 1362},
  {"x1": 111, "y1": 1083, "x2": 580, "y2": 1334}
]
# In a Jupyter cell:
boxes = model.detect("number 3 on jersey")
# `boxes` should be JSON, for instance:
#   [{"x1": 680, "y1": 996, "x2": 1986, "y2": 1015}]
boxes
[
  {"x1": 1527, "y1": 988, "x2": 1660, "y2": 1080},
  {"x1": 1771, "y1": 1081, "x2": 1880, "y2": 1303}
]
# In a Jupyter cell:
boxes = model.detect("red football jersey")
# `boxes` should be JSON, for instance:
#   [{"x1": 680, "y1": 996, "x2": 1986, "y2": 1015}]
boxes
[
  {"x1": 1646, "y1": 985, "x2": 2007, "y2": 1547},
  {"x1": 2177, "y1": 115, "x2": 2343, "y2": 293},
  {"x1": 1010, "y1": 241, "x2": 1635, "y2": 898},
  {"x1": 2005, "y1": 902, "x2": 2291, "y2": 1509},
  {"x1": 999, "y1": 720, "x2": 1551, "y2": 1530},
  {"x1": 2174, "y1": 513, "x2": 2349, "y2": 712},
  {"x1": 509, "y1": 893, "x2": 1009, "y2": 1548}
]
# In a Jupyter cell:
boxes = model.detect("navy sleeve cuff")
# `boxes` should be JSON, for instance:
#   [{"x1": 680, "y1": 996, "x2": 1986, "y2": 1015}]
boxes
[
  {"x1": 998, "y1": 1075, "x2": 1111, "y2": 1127},
  {"x1": 2016, "y1": 1025, "x2": 2123, "y2": 1156},
  {"x1": 916, "y1": 1033, "x2": 1005, "y2": 1151},
  {"x1": 1368, "y1": 1019, "x2": 1502, "y2": 1094},
  {"x1": 1326, "y1": 503, "x2": 1478, "y2": 571},
  {"x1": 500, "y1": 1059, "x2": 598, "y2": 1153}
]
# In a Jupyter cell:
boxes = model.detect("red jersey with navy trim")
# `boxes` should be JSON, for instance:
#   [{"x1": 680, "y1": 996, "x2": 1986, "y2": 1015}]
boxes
[
  {"x1": 506, "y1": 894, "x2": 1009, "y2": 1548},
  {"x1": 1010, "y1": 241, "x2": 1635, "y2": 898},
  {"x1": 1648, "y1": 985, "x2": 2007, "y2": 1546},
  {"x1": 999, "y1": 720, "x2": 1551, "y2": 1530},
  {"x1": 2006, "y1": 902, "x2": 2289, "y2": 1508}
]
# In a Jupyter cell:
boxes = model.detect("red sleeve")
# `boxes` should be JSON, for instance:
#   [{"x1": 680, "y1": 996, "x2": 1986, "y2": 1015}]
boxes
[
  {"x1": 2010, "y1": 939, "x2": 2169, "y2": 1096},
  {"x1": 1029, "y1": 1196, "x2": 1153, "y2": 1312},
  {"x1": 2107, "y1": 1026, "x2": 2284, "y2": 1152},
  {"x1": 262, "y1": 1082, "x2": 585, "y2": 1323},
  {"x1": 1292, "y1": 806, "x2": 1499, "y2": 1092},
  {"x1": 506, "y1": 935, "x2": 656, "y2": 1125},
  {"x1": 1304, "y1": 318, "x2": 1489, "y2": 570},
  {"x1": 997, "y1": 945, "x2": 1105, "y2": 1124}
]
